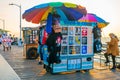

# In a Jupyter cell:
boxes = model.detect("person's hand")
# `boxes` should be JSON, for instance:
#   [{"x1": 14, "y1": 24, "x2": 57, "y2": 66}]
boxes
[{"x1": 106, "y1": 42, "x2": 109, "y2": 45}]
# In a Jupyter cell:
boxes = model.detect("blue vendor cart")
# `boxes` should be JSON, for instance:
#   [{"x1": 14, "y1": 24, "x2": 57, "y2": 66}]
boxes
[{"x1": 42, "y1": 21, "x2": 96, "y2": 74}]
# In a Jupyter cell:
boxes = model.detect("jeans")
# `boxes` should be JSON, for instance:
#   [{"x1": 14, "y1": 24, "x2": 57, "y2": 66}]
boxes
[{"x1": 104, "y1": 53, "x2": 116, "y2": 68}]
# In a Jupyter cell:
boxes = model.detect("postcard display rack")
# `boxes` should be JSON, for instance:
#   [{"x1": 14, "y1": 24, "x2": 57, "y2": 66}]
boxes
[
  {"x1": 43, "y1": 21, "x2": 95, "y2": 73},
  {"x1": 22, "y1": 27, "x2": 38, "y2": 44}
]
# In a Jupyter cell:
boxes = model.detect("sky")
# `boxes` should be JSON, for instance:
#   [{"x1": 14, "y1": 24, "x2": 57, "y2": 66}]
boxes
[{"x1": 0, "y1": 0, "x2": 120, "y2": 38}]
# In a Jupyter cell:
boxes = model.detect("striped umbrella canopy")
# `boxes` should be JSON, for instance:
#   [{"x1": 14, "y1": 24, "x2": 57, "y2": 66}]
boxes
[
  {"x1": 79, "y1": 13, "x2": 109, "y2": 28},
  {"x1": 22, "y1": 2, "x2": 87, "y2": 24}
]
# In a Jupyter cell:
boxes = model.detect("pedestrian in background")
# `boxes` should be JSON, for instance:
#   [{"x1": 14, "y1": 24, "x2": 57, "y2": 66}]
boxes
[
  {"x1": 104, "y1": 33, "x2": 119, "y2": 70},
  {"x1": 2, "y1": 34, "x2": 9, "y2": 51},
  {"x1": 7, "y1": 36, "x2": 13, "y2": 50},
  {"x1": 0, "y1": 35, "x2": 2, "y2": 46}
]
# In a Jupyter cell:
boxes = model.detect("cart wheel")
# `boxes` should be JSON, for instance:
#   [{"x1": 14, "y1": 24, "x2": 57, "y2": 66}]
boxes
[
  {"x1": 50, "y1": 68, "x2": 53, "y2": 74},
  {"x1": 84, "y1": 69, "x2": 89, "y2": 72},
  {"x1": 27, "y1": 47, "x2": 39, "y2": 60},
  {"x1": 43, "y1": 64, "x2": 46, "y2": 69},
  {"x1": 76, "y1": 70, "x2": 80, "y2": 72},
  {"x1": 45, "y1": 66, "x2": 50, "y2": 72}
]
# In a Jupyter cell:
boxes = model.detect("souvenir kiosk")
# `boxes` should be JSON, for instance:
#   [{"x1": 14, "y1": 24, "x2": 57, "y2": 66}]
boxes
[{"x1": 42, "y1": 21, "x2": 96, "y2": 74}]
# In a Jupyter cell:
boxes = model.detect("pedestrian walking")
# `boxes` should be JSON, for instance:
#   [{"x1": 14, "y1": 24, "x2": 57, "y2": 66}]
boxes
[
  {"x1": 0, "y1": 35, "x2": 2, "y2": 46},
  {"x1": 104, "y1": 33, "x2": 119, "y2": 70},
  {"x1": 2, "y1": 34, "x2": 9, "y2": 51},
  {"x1": 7, "y1": 36, "x2": 13, "y2": 50}
]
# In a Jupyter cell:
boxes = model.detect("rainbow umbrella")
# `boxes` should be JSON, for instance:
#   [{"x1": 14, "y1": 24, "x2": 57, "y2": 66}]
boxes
[
  {"x1": 79, "y1": 13, "x2": 109, "y2": 28},
  {"x1": 22, "y1": 2, "x2": 87, "y2": 24}
]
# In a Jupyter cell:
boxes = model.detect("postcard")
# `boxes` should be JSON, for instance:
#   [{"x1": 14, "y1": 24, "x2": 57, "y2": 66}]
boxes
[
  {"x1": 62, "y1": 27, "x2": 68, "y2": 35},
  {"x1": 69, "y1": 27, "x2": 75, "y2": 35},
  {"x1": 75, "y1": 27, "x2": 81, "y2": 35},
  {"x1": 61, "y1": 46, "x2": 68, "y2": 55}
]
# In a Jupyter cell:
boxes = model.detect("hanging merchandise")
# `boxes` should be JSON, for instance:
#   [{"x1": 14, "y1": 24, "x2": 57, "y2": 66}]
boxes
[
  {"x1": 42, "y1": 30, "x2": 48, "y2": 45},
  {"x1": 94, "y1": 39, "x2": 102, "y2": 53},
  {"x1": 46, "y1": 32, "x2": 62, "y2": 65},
  {"x1": 92, "y1": 26, "x2": 101, "y2": 39},
  {"x1": 37, "y1": 27, "x2": 48, "y2": 62},
  {"x1": 46, "y1": 13, "x2": 52, "y2": 34}
]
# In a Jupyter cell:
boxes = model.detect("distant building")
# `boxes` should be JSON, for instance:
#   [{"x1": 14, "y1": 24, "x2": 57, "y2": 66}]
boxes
[{"x1": 0, "y1": 29, "x2": 9, "y2": 35}]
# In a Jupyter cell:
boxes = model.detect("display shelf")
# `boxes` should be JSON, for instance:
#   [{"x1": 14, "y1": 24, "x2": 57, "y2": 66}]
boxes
[{"x1": 61, "y1": 26, "x2": 93, "y2": 55}]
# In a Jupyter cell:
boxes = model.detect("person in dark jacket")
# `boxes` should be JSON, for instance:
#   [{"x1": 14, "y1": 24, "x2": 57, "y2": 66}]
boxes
[{"x1": 46, "y1": 25, "x2": 62, "y2": 67}]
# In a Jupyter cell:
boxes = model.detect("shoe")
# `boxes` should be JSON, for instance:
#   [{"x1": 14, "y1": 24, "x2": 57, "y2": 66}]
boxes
[
  {"x1": 104, "y1": 61, "x2": 110, "y2": 63},
  {"x1": 110, "y1": 67, "x2": 116, "y2": 70},
  {"x1": 38, "y1": 61, "x2": 43, "y2": 65}
]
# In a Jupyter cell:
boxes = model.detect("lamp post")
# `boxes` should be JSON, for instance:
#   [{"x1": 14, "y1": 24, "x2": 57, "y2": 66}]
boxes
[
  {"x1": 9, "y1": 3, "x2": 22, "y2": 39},
  {"x1": 0, "y1": 18, "x2": 5, "y2": 30}
]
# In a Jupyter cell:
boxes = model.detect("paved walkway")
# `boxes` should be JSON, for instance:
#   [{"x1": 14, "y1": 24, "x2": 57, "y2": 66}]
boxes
[
  {"x1": 0, "y1": 54, "x2": 21, "y2": 80},
  {"x1": 1, "y1": 45, "x2": 120, "y2": 80}
]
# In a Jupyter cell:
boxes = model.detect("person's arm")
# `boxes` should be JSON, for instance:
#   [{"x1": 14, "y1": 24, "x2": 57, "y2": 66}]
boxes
[{"x1": 108, "y1": 38, "x2": 115, "y2": 46}]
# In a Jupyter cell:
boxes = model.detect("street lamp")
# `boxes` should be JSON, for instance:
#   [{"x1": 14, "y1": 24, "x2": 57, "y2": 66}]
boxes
[
  {"x1": 0, "y1": 18, "x2": 5, "y2": 30},
  {"x1": 9, "y1": 3, "x2": 22, "y2": 39}
]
